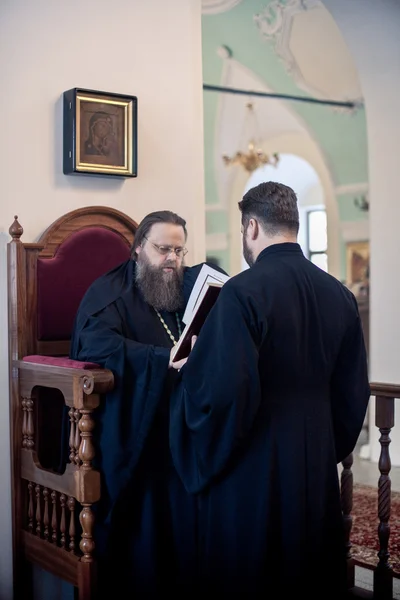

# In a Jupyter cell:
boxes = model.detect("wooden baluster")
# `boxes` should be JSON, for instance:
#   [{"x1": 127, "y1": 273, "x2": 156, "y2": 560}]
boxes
[
  {"x1": 341, "y1": 452, "x2": 355, "y2": 589},
  {"x1": 77, "y1": 409, "x2": 97, "y2": 564},
  {"x1": 68, "y1": 496, "x2": 76, "y2": 553},
  {"x1": 28, "y1": 481, "x2": 34, "y2": 533},
  {"x1": 74, "y1": 409, "x2": 81, "y2": 465},
  {"x1": 373, "y1": 395, "x2": 394, "y2": 599},
  {"x1": 69, "y1": 408, "x2": 76, "y2": 464},
  {"x1": 21, "y1": 398, "x2": 27, "y2": 447},
  {"x1": 25, "y1": 397, "x2": 34, "y2": 450},
  {"x1": 79, "y1": 410, "x2": 95, "y2": 470},
  {"x1": 60, "y1": 494, "x2": 67, "y2": 549},
  {"x1": 43, "y1": 488, "x2": 50, "y2": 540},
  {"x1": 35, "y1": 484, "x2": 42, "y2": 537},
  {"x1": 21, "y1": 395, "x2": 34, "y2": 449},
  {"x1": 79, "y1": 505, "x2": 95, "y2": 563},
  {"x1": 51, "y1": 490, "x2": 58, "y2": 545}
]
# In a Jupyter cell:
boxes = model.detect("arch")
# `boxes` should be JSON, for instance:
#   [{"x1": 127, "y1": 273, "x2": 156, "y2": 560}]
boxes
[
  {"x1": 244, "y1": 153, "x2": 324, "y2": 261},
  {"x1": 228, "y1": 132, "x2": 339, "y2": 277}
]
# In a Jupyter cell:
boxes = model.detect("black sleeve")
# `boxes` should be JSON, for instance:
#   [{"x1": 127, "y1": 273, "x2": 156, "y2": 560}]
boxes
[{"x1": 170, "y1": 284, "x2": 266, "y2": 494}]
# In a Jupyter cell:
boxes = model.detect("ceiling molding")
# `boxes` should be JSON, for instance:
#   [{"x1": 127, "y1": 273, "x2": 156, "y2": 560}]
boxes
[
  {"x1": 202, "y1": 0, "x2": 242, "y2": 15},
  {"x1": 254, "y1": 0, "x2": 362, "y2": 113},
  {"x1": 335, "y1": 182, "x2": 369, "y2": 196},
  {"x1": 255, "y1": 0, "x2": 320, "y2": 37}
]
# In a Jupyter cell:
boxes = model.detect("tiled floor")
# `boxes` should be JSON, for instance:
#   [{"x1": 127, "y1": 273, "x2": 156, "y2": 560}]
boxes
[{"x1": 348, "y1": 427, "x2": 400, "y2": 598}]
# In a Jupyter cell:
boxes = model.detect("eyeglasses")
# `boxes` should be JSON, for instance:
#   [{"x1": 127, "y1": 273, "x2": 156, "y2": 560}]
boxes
[{"x1": 143, "y1": 236, "x2": 188, "y2": 258}]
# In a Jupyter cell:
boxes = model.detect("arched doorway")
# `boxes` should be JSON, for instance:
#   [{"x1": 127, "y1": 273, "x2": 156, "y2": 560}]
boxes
[
  {"x1": 228, "y1": 132, "x2": 338, "y2": 277},
  {"x1": 240, "y1": 154, "x2": 326, "y2": 271}
]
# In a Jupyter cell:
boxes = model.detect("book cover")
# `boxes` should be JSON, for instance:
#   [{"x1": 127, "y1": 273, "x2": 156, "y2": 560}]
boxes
[
  {"x1": 182, "y1": 264, "x2": 229, "y2": 325},
  {"x1": 171, "y1": 281, "x2": 223, "y2": 362}
]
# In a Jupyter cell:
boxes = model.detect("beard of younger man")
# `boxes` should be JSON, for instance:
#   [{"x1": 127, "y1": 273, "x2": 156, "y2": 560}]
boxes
[
  {"x1": 135, "y1": 250, "x2": 185, "y2": 313},
  {"x1": 242, "y1": 230, "x2": 255, "y2": 268}
]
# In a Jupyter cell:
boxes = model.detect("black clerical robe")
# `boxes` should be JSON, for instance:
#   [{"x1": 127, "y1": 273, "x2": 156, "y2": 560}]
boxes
[
  {"x1": 170, "y1": 243, "x2": 370, "y2": 598},
  {"x1": 69, "y1": 259, "x2": 219, "y2": 597}
]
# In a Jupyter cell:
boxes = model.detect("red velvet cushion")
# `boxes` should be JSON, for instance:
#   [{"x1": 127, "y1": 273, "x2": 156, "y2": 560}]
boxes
[
  {"x1": 37, "y1": 227, "x2": 131, "y2": 341},
  {"x1": 23, "y1": 355, "x2": 100, "y2": 369}
]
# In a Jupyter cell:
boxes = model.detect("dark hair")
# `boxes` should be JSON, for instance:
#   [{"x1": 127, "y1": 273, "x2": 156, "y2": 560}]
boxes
[
  {"x1": 238, "y1": 181, "x2": 299, "y2": 236},
  {"x1": 131, "y1": 210, "x2": 187, "y2": 259}
]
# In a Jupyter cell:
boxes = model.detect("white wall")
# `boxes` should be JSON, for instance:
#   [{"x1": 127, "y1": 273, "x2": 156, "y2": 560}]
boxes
[
  {"x1": 323, "y1": 0, "x2": 400, "y2": 462},
  {"x1": 0, "y1": 1, "x2": 204, "y2": 597}
]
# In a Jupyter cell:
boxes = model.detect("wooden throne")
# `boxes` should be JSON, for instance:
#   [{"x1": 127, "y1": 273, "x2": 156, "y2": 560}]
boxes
[{"x1": 8, "y1": 206, "x2": 138, "y2": 600}]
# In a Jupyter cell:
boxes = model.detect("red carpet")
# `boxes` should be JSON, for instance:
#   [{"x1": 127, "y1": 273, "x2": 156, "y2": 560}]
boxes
[{"x1": 350, "y1": 483, "x2": 400, "y2": 576}]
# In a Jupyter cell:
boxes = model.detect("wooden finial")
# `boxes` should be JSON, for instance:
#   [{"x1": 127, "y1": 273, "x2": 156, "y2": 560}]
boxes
[{"x1": 9, "y1": 216, "x2": 23, "y2": 240}]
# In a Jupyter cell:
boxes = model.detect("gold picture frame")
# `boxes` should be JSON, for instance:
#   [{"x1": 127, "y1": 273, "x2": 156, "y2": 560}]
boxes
[
  {"x1": 63, "y1": 88, "x2": 137, "y2": 178},
  {"x1": 346, "y1": 241, "x2": 369, "y2": 285}
]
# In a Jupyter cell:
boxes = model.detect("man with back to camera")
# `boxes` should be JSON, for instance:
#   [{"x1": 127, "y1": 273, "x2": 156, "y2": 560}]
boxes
[
  {"x1": 169, "y1": 182, "x2": 370, "y2": 598},
  {"x1": 69, "y1": 209, "x2": 226, "y2": 598}
]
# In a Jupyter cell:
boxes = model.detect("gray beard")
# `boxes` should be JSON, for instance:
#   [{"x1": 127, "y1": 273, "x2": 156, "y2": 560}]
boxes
[{"x1": 135, "y1": 256, "x2": 184, "y2": 313}]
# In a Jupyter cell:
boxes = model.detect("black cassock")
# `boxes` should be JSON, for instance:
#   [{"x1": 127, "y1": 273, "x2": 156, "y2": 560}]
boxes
[
  {"x1": 170, "y1": 243, "x2": 370, "y2": 598},
  {"x1": 69, "y1": 258, "x2": 219, "y2": 597}
]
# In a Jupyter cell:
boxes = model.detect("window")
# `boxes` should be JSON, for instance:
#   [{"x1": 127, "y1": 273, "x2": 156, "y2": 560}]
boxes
[{"x1": 307, "y1": 209, "x2": 327, "y2": 272}]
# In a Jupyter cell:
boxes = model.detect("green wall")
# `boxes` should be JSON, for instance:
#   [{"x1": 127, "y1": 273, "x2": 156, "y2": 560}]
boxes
[{"x1": 201, "y1": 0, "x2": 368, "y2": 277}]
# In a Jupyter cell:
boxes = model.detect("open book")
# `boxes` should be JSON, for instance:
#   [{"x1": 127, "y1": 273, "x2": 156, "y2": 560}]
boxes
[{"x1": 171, "y1": 264, "x2": 229, "y2": 362}]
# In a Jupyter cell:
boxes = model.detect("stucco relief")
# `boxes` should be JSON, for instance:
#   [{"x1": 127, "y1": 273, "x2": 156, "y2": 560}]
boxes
[
  {"x1": 254, "y1": 0, "x2": 363, "y2": 111},
  {"x1": 202, "y1": 0, "x2": 242, "y2": 15}
]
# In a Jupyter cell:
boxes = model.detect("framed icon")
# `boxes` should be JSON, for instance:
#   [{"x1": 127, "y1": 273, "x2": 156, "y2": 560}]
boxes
[
  {"x1": 63, "y1": 87, "x2": 137, "y2": 178},
  {"x1": 346, "y1": 241, "x2": 369, "y2": 285}
]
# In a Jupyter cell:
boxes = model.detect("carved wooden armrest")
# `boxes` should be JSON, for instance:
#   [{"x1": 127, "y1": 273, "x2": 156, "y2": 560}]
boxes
[
  {"x1": 14, "y1": 357, "x2": 114, "y2": 408},
  {"x1": 13, "y1": 357, "x2": 114, "y2": 501}
]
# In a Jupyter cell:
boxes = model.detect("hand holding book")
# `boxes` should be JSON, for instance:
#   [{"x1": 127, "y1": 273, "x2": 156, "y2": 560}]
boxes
[{"x1": 169, "y1": 335, "x2": 197, "y2": 371}]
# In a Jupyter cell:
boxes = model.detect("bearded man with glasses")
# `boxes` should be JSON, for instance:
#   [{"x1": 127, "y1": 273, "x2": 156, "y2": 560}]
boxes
[{"x1": 69, "y1": 210, "x2": 226, "y2": 598}]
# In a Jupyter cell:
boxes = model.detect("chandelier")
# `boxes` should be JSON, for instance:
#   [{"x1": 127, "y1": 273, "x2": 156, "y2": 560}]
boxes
[{"x1": 222, "y1": 102, "x2": 279, "y2": 173}]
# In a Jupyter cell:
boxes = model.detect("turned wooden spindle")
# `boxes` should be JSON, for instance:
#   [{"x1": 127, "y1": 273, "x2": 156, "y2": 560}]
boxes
[
  {"x1": 21, "y1": 396, "x2": 34, "y2": 449},
  {"x1": 25, "y1": 397, "x2": 34, "y2": 450},
  {"x1": 69, "y1": 407, "x2": 76, "y2": 464},
  {"x1": 68, "y1": 496, "x2": 76, "y2": 553},
  {"x1": 341, "y1": 452, "x2": 354, "y2": 559},
  {"x1": 51, "y1": 490, "x2": 58, "y2": 544},
  {"x1": 35, "y1": 484, "x2": 42, "y2": 537},
  {"x1": 79, "y1": 410, "x2": 96, "y2": 470},
  {"x1": 60, "y1": 494, "x2": 67, "y2": 549},
  {"x1": 74, "y1": 409, "x2": 81, "y2": 465},
  {"x1": 374, "y1": 394, "x2": 394, "y2": 599},
  {"x1": 79, "y1": 504, "x2": 96, "y2": 562},
  {"x1": 43, "y1": 488, "x2": 50, "y2": 541},
  {"x1": 21, "y1": 398, "x2": 27, "y2": 448},
  {"x1": 28, "y1": 481, "x2": 34, "y2": 533},
  {"x1": 341, "y1": 452, "x2": 355, "y2": 590}
]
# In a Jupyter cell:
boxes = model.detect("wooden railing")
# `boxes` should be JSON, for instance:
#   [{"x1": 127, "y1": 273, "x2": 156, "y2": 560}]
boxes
[{"x1": 341, "y1": 382, "x2": 398, "y2": 599}]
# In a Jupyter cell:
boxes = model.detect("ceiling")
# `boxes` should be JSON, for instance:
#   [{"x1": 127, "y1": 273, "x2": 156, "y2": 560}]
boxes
[{"x1": 202, "y1": 0, "x2": 363, "y2": 104}]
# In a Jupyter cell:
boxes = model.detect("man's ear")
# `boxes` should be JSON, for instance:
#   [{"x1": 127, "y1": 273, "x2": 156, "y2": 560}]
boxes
[
  {"x1": 136, "y1": 245, "x2": 142, "y2": 256},
  {"x1": 248, "y1": 218, "x2": 259, "y2": 241}
]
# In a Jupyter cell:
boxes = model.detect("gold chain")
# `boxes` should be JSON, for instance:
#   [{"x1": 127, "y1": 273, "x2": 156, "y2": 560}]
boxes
[{"x1": 155, "y1": 309, "x2": 182, "y2": 346}]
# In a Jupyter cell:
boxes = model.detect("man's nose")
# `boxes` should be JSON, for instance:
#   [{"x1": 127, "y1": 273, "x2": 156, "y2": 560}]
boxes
[{"x1": 164, "y1": 251, "x2": 178, "y2": 265}]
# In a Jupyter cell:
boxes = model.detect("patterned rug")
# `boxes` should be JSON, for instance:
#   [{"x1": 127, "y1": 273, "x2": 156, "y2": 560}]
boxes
[{"x1": 350, "y1": 483, "x2": 400, "y2": 576}]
